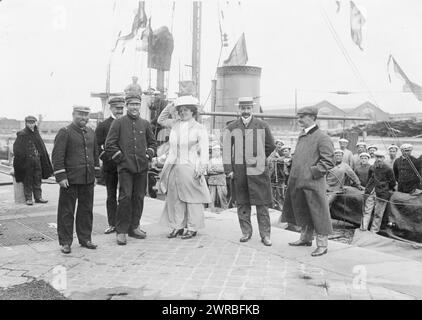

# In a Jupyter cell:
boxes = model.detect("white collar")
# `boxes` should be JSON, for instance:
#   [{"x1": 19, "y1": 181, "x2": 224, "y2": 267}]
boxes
[
  {"x1": 304, "y1": 124, "x2": 317, "y2": 134},
  {"x1": 110, "y1": 113, "x2": 116, "y2": 120},
  {"x1": 241, "y1": 115, "x2": 252, "y2": 126}
]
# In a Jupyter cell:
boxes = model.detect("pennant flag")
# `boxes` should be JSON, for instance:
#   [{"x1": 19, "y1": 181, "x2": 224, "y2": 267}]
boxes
[
  {"x1": 350, "y1": 1, "x2": 365, "y2": 50},
  {"x1": 140, "y1": 17, "x2": 153, "y2": 52},
  {"x1": 388, "y1": 55, "x2": 422, "y2": 101},
  {"x1": 223, "y1": 33, "x2": 248, "y2": 66}
]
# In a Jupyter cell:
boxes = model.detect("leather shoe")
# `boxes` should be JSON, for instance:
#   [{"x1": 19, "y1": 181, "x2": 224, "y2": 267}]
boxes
[
  {"x1": 167, "y1": 229, "x2": 184, "y2": 238},
  {"x1": 239, "y1": 234, "x2": 252, "y2": 242},
  {"x1": 35, "y1": 198, "x2": 48, "y2": 204},
  {"x1": 61, "y1": 244, "x2": 71, "y2": 254},
  {"x1": 181, "y1": 231, "x2": 197, "y2": 239},
  {"x1": 116, "y1": 233, "x2": 127, "y2": 245},
  {"x1": 289, "y1": 240, "x2": 312, "y2": 246},
  {"x1": 80, "y1": 241, "x2": 97, "y2": 249},
  {"x1": 311, "y1": 247, "x2": 328, "y2": 257},
  {"x1": 104, "y1": 226, "x2": 116, "y2": 234},
  {"x1": 261, "y1": 236, "x2": 272, "y2": 246},
  {"x1": 26, "y1": 200, "x2": 33, "y2": 206},
  {"x1": 129, "y1": 228, "x2": 147, "y2": 239}
]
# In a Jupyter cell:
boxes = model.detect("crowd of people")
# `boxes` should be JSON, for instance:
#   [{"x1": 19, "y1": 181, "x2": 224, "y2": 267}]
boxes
[{"x1": 12, "y1": 87, "x2": 422, "y2": 257}]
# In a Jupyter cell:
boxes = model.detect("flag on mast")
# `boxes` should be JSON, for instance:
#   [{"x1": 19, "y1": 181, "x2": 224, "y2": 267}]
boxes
[
  {"x1": 388, "y1": 55, "x2": 422, "y2": 101},
  {"x1": 223, "y1": 33, "x2": 248, "y2": 66},
  {"x1": 350, "y1": 1, "x2": 365, "y2": 50},
  {"x1": 140, "y1": 17, "x2": 153, "y2": 52}
]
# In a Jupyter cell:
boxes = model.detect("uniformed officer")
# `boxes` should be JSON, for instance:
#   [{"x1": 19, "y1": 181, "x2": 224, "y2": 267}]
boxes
[
  {"x1": 105, "y1": 93, "x2": 157, "y2": 245},
  {"x1": 95, "y1": 96, "x2": 125, "y2": 234},
  {"x1": 52, "y1": 106, "x2": 101, "y2": 254}
]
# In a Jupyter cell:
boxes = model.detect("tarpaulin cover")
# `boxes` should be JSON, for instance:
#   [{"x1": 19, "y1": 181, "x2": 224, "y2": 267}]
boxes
[
  {"x1": 148, "y1": 26, "x2": 174, "y2": 71},
  {"x1": 330, "y1": 187, "x2": 364, "y2": 226}
]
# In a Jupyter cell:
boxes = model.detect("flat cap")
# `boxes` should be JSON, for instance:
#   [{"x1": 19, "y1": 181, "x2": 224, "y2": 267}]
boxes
[
  {"x1": 280, "y1": 145, "x2": 291, "y2": 151},
  {"x1": 359, "y1": 152, "x2": 370, "y2": 158},
  {"x1": 400, "y1": 143, "x2": 413, "y2": 151},
  {"x1": 334, "y1": 149, "x2": 344, "y2": 154},
  {"x1": 387, "y1": 144, "x2": 399, "y2": 151},
  {"x1": 339, "y1": 138, "x2": 349, "y2": 143},
  {"x1": 367, "y1": 145, "x2": 378, "y2": 151},
  {"x1": 236, "y1": 97, "x2": 256, "y2": 106},
  {"x1": 125, "y1": 93, "x2": 142, "y2": 103},
  {"x1": 356, "y1": 141, "x2": 367, "y2": 147},
  {"x1": 25, "y1": 115, "x2": 37, "y2": 122},
  {"x1": 297, "y1": 106, "x2": 318, "y2": 116},
  {"x1": 108, "y1": 96, "x2": 125, "y2": 106},
  {"x1": 73, "y1": 105, "x2": 91, "y2": 113},
  {"x1": 374, "y1": 150, "x2": 385, "y2": 157}
]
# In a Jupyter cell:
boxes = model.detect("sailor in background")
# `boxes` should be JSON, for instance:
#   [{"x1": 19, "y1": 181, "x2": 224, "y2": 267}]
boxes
[
  {"x1": 95, "y1": 96, "x2": 125, "y2": 234},
  {"x1": 13, "y1": 115, "x2": 53, "y2": 205},
  {"x1": 385, "y1": 144, "x2": 399, "y2": 169},
  {"x1": 393, "y1": 143, "x2": 421, "y2": 194},
  {"x1": 367, "y1": 145, "x2": 378, "y2": 165},
  {"x1": 52, "y1": 106, "x2": 101, "y2": 254},
  {"x1": 352, "y1": 141, "x2": 367, "y2": 169},
  {"x1": 338, "y1": 138, "x2": 353, "y2": 168}
]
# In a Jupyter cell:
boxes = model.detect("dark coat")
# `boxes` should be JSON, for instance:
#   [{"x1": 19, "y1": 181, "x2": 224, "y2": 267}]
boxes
[
  {"x1": 52, "y1": 123, "x2": 100, "y2": 185},
  {"x1": 95, "y1": 116, "x2": 117, "y2": 173},
  {"x1": 13, "y1": 126, "x2": 53, "y2": 183},
  {"x1": 282, "y1": 126, "x2": 335, "y2": 234},
  {"x1": 393, "y1": 156, "x2": 421, "y2": 193},
  {"x1": 223, "y1": 117, "x2": 275, "y2": 206},
  {"x1": 105, "y1": 113, "x2": 157, "y2": 174},
  {"x1": 366, "y1": 163, "x2": 396, "y2": 200}
]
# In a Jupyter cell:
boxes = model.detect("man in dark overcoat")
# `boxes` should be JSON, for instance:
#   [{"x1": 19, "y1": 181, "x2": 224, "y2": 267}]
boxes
[
  {"x1": 282, "y1": 106, "x2": 335, "y2": 257},
  {"x1": 223, "y1": 97, "x2": 276, "y2": 246},
  {"x1": 393, "y1": 143, "x2": 421, "y2": 193},
  {"x1": 52, "y1": 106, "x2": 101, "y2": 254},
  {"x1": 95, "y1": 96, "x2": 125, "y2": 234},
  {"x1": 105, "y1": 93, "x2": 157, "y2": 245},
  {"x1": 13, "y1": 115, "x2": 53, "y2": 205}
]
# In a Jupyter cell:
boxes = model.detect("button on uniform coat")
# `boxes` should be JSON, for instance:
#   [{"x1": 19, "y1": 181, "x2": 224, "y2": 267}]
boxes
[
  {"x1": 223, "y1": 117, "x2": 275, "y2": 206},
  {"x1": 282, "y1": 126, "x2": 335, "y2": 235}
]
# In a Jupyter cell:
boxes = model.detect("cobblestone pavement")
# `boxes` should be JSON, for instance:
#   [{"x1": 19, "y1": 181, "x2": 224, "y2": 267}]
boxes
[{"x1": 0, "y1": 184, "x2": 421, "y2": 300}]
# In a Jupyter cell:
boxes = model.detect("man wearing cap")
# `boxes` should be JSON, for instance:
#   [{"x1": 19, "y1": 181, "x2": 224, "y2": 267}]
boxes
[
  {"x1": 363, "y1": 151, "x2": 396, "y2": 232},
  {"x1": 338, "y1": 138, "x2": 353, "y2": 168},
  {"x1": 149, "y1": 90, "x2": 168, "y2": 141},
  {"x1": 367, "y1": 145, "x2": 378, "y2": 165},
  {"x1": 352, "y1": 142, "x2": 367, "y2": 170},
  {"x1": 282, "y1": 106, "x2": 335, "y2": 257},
  {"x1": 52, "y1": 106, "x2": 101, "y2": 254},
  {"x1": 354, "y1": 152, "x2": 371, "y2": 187},
  {"x1": 13, "y1": 116, "x2": 53, "y2": 205},
  {"x1": 124, "y1": 76, "x2": 142, "y2": 96},
  {"x1": 95, "y1": 96, "x2": 125, "y2": 234},
  {"x1": 223, "y1": 97, "x2": 276, "y2": 246},
  {"x1": 326, "y1": 149, "x2": 363, "y2": 206},
  {"x1": 393, "y1": 144, "x2": 421, "y2": 193},
  {"x1": 385, "y1": 145, "x2": 399, "y2": 169},
  {"x1": 105, "y1": 93, "x2": 157, "y2": 245}
]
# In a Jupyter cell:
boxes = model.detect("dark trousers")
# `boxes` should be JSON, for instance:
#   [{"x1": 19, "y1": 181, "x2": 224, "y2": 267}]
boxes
[
  {"x1": 23, "y1": 160, "x2": 42, "y2": 201},
  {"x1": 57, "y1": 184, "x2": 94, "y2": 246},
  {"x1": 237, "y1": 204, "x2": 271, "y2": 238},
  {"x1": 104, "y1": 170, "x2": 118, "y2": 227},
  {"x1": 116, "y1": 169, "x2": 147, "y2": 234}
]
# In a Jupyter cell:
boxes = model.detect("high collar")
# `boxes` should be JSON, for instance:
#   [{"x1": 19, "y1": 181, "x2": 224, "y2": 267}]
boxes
[
  {"x1": 304, "y1": 123, "x2": 317, "y2": 134},
  {"x1": 71, "y1": 122, "x2": 87, "y2": 133},
  {"x1": 127, "y1": 112, "x2": 140, "y2": 120},
  {"x1": 299, "y1": 124, "x2": 319, "y2": 137},
  {"x1": 241, "y1": 115, "x2": 253, "y2": 127}
]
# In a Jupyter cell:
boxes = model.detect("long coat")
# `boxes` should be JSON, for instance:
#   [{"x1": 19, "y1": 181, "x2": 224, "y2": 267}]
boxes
[
  {"x1": 282, "y1": 125, "x2": 335, "y2": 234},
  {"x1": 13, "y1": 126, "x2": 53, "y2": 183},
  {"x1": 223, "y1": 117, "x2": 275, "y2": 206}
]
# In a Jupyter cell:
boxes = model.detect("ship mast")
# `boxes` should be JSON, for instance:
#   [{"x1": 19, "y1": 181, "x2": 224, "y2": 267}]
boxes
[{"x1": 192, "y1": 1, "x2": 202, "y2": 100}]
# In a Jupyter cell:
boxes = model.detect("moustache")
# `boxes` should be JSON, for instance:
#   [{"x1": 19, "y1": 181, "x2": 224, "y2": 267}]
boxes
[{"x1": 241, "y1": 112, "x2": 251, "y2": 118}]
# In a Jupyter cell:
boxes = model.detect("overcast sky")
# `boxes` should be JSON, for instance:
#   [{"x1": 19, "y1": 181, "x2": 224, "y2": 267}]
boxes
[{"x1": 1, "y1": 0, "x2": 422, "y2": 120}]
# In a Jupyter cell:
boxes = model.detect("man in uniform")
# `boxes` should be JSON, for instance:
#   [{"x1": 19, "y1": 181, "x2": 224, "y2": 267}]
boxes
[
  {"x1": 354, "y1": 152, "x2": 371, "y2": 187},
  {"x1": 393, "y1": 144, "x2": 421, "y2": 193},
  {"x1": 124, "y1": 76, "x2": 143, "y2": 96},
  {"x1": 223, "y1": 97, "x2": 276, "y2": 246},
  {"x1": 105, "y1": 93, "x2": 157, "y2": 245},
  {"x1": 52, "y1": 106, "x2": 101, "y2": 254},
  {"x1": 95, "y1": 96, "x2": 125, "y2": 234},
  {"x1": 282, "y1": 106, "x2": 335, "y2": 257},
  {"x1": 338, "y1": 138, "x2": 353, "y2": 168},
  {"x1": 13, "y1": 115, "x2": 53, "y2": 205}
]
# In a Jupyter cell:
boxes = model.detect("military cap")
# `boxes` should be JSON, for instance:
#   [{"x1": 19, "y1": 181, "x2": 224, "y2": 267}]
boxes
[
  {"x1": 339, "y1": 138, "x2": 349, "y2": 143},
  {"x1": 108, "y1": 96, "x2": 125, "y2": 106},
  {"x1": 297, "y1": 106, "x2": 318, "y2": 116},
  {"x1": 400, "y1": 143, "x2": 413, "y2": 151},
  {"x1": 356, "y1": 141, "x2": 367, "y2": 147},
  {"x1": 387, "y1": 144, "x2": 399, "y2": 151},
  {"x1": 73, "y1": 105, "x2": 91, "y2": 113},
  {"x1": 125, "y1": 93, "x2": 142, "y2": 104},
  {"x1": 367, "y1": 145, "x2": 378, "y2": 151},
  {"x1": 334, "y1": 149, "x2": 344, "y2": 154},
  {"x1": 25, "y1": 115, "x2": 37, "y2": 122},
  {"x1": 374, "y1": 150, "x2": 385, "y2": 157},
  {"x1": 359, "y1": 152, "x2": 370, "y2": 159},
  {"x1": 236, "y1": 97, "x2": 256, "y2": 106}
]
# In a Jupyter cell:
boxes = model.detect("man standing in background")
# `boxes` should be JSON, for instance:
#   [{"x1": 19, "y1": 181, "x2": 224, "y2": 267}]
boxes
[{"x1": 339, "y1": 138, "x2": 353, "y2": 168}]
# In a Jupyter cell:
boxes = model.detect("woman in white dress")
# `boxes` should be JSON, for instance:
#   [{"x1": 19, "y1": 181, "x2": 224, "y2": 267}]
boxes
[{"x1": 157, "y1": 95, "x2": 211, "y2": 239}]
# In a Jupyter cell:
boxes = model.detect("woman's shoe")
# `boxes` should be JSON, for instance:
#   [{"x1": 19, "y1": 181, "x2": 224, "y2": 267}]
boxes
[
  {"x1": 181, "y1": 231, "x2": 197, "y2": 239},
  {"x1": 167, "y1": 229, "x2": 184, "y2": 238}
]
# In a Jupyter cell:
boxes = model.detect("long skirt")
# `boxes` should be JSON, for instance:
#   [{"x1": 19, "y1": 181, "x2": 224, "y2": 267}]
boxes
[{"x1": 159, "y1": 165, "x2": 206, "y2": 231}]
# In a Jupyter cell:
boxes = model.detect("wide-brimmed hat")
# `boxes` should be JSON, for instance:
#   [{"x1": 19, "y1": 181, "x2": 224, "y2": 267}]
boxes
[{"x1": 174, "y1": 95, "x2": 199, "y2": 110}]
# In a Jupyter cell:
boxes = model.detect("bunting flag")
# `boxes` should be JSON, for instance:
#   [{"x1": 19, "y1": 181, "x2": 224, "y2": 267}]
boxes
[
  {"x1": 350, "y1": 1, "x2": 365, "y2": 50},
  {"x1": 388, "y1": 55, "x2": 422, "y2": 101},
  {"x1": 140, "y1": 17, "x2": 153, "y2": 52},
  {"x1": 223, "y1": 33, "x2": 248, "y2": 66}
]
